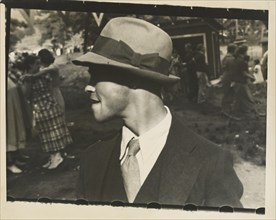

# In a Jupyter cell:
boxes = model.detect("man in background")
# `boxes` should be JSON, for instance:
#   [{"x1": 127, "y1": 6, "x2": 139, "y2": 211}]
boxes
[{"x1": 220, "y1": 43, "x2": 239, "y2": 120}]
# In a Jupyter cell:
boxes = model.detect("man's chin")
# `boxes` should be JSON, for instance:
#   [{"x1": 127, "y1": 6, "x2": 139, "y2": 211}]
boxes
[{"x1": 92, "y1": 113, "x2": 111, "y2": 123}]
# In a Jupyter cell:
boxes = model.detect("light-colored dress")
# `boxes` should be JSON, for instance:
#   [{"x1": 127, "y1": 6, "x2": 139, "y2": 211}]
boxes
[
  {"x1": 253, "y1": 64, "x2": 264, "y2": 84},
  {"x1": 7, "y1": 77, "x2": 26, "y2": 151}
]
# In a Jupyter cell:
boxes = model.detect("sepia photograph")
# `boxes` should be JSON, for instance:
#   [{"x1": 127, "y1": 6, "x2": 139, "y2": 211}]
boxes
[{"x1": 1, "y1": 0, "x2": 275, "y2": 219}]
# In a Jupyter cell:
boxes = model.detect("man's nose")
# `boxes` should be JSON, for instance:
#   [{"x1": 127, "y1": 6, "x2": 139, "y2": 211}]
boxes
[{"x1": 85, "y1": 85, "x2": 96, "y2": 93}]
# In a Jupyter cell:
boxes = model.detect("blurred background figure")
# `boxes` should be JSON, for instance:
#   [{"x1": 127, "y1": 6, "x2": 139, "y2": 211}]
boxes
[
  {"x1": 183, "y1": 43, "x2": 197, "y2": 103},
  {"x1": 37, "y1": 49, "x2": 65, "y2": 112},
  {"x1": 165, "y1": 49, "x2": 183, "y2": 105},
  {"x1": 260, "y1": 50, "x2": 268, "y2": 81},
  {"x1": 194, "y1": 44, "x2": 211, "y2": 113},
  {"x1": 21, "y1": 54, "x2": 72, "y2": 170},
  {"x1": 253, "y1": 59, "x2": 264, "y2": 84},
  {"x1": 230, "y1": 45, "x2": 263, "y2": 118},
  {"x1": 220, "y1": 43, "x2": 237, "y2": 119},
  {"x1": 7, "y1": 76, "x2": 27, "y2": 174},
  {"x1": 252, "y1": 59, "x2": 265, "y2": 95},
  {"x1": 9, "y1": 53, "x2": 33, "y2": 139},
  {"x1": 36, "y1": 49, "x2": 74, "y2": 158}
]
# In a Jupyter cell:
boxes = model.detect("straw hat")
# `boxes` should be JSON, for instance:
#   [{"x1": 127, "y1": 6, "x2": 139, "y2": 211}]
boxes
[{"x1": 72, "y1": 17, "x2": 180, "y2": 84}]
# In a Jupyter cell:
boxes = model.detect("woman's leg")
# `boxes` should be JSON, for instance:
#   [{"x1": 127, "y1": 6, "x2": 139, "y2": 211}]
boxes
[
  {"x1": 47, "y1": 151, "x2": 64, "y2": 170},
  {"x1": 7, "y1": 151, "x2": 23, "y2": 174}
]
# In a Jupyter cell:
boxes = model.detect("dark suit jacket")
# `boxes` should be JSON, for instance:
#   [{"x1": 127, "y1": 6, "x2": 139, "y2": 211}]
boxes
[
  {"x1": 76, "y1": 115, "x2": 243, "y2": 207},
  {"x1": 229, "y1": 56, "x2": 249, "y2": 84},
  {"x1": 194, "y1": 51, "x2": 209, "y2": 76}
]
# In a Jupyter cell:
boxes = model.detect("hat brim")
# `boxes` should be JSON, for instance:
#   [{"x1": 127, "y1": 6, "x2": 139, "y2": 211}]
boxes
[{"x1": 72, "y1": 52, "x2": 180, "y2": 84}]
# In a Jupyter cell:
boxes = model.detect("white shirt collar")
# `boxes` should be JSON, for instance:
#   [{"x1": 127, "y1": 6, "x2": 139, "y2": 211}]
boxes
[{"x1": 120, "y1": 106, "x2": 172, "y2": 162}]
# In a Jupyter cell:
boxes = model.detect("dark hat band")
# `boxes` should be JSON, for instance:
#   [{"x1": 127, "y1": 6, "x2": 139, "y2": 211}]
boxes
[{"x1": 92, "y1": 36, "x2": 170, "y2": 75}]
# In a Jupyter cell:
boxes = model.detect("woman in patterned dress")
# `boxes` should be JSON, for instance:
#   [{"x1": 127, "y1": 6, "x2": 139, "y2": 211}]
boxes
[
  {"x1": 21, "y1": 54, "x2": 72, "y2": 170},
  {"x1": 34, "y1": 49, "x2": 65, "y2": 112}
]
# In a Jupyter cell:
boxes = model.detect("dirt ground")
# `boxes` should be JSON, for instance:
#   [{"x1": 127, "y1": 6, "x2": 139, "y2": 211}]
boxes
[{"x1": 6, "y1": 53, "x2": 267, "y2": 209}]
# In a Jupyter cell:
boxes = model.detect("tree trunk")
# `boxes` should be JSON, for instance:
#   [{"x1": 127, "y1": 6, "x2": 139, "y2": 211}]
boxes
[{"x1": 83, "y1": 12, "x2": 90, "y2": 53}]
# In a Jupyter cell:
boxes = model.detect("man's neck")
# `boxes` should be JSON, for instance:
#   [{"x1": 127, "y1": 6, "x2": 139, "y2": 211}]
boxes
[{"x1": 122, "y1": 92, "x2": 167, "y2": 136}]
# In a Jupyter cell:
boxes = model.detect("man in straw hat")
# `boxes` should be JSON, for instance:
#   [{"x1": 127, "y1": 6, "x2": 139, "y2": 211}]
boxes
[{"x1": 73, "y1": 17, "x2": 243, "y2": 207}]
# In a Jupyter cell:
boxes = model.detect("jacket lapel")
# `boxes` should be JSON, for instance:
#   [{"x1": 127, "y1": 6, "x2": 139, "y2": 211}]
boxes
[
  {"x1": 100, "y1": 133, "x2": 128, "y2": 202},
  {"x1": 85, "y1": 133, "x2": 124, "y2": 201}
]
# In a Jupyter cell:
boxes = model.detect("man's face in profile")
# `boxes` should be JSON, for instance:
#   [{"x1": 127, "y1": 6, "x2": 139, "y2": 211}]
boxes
[{"x1": 85, "y1": 65, "x2": 131, "y2": 122}]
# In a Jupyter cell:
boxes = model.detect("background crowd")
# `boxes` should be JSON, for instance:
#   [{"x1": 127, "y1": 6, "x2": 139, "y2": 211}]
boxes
[
  {"x1": 7, "y1": 49, "x2": 72, "y2": 173},
  {"x1": 167, "y1": 42, "x2": 267, "y2": 120}
]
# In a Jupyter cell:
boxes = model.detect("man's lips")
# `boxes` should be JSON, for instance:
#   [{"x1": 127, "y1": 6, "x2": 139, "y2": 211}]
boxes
[
  {"x1": 91, "y1": 99, "x2": 100, "y2": 104},
  {"x1": 90, "y1": 95, "x2": 100, "y2": 104}
]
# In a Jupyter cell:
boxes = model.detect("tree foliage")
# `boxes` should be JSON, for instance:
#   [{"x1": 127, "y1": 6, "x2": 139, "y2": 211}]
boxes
[
  {"x1": 9, "y1": 18, "x2": 28, "y2": 50},
  {"x1": 217, "y1": 19, "x2": 267, "y2": 44},
  {"x1": 10, "y1": 9, "x2": 268, "y2": 53},
  {"x1": 35, "y1": 10, "x2": 101, "y2": 52}
]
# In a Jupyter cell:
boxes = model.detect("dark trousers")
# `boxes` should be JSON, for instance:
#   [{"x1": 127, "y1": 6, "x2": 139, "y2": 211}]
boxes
[
  {"x1": 187, "y1": 70, "x2": 199, "y2": 102},
  {"x1": 221, "y1": 82, "x2": 234, "y2": 113}
]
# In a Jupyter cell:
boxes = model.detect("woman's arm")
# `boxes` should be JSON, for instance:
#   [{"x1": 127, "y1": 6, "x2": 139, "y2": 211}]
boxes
[
  {"x1": 243, "y1": 71, "x2": 255, "y2": 83},
  {"x1": 32, "y1": 65, "x2": 57, "y2": 78},
  {"x1": 20, "y1": 65, "x2": 57, "y2": 81}
]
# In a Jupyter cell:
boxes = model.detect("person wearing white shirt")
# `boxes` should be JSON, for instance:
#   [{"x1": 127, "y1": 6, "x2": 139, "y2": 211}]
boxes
[
  {"x1": 74, "y1": 17, "x2": 243, "y2": 208},
  {"x1": 120, "y1": 106, "x2": 172, "y2": 185},
  {"x1": 253, "y1": 59, "x2": 264, "y2": 84}
]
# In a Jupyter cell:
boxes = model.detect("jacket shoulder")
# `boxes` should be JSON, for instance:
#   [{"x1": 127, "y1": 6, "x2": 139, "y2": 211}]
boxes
[
  {"x1": 173, "y1": 115, "x2": 227, "y2": 159},
  {"x1": 80, "y1": 133, "x2": 120, "y2": 162},
  {"x1": 172, "y1": 116, "x2": 243, "y2": 200}
]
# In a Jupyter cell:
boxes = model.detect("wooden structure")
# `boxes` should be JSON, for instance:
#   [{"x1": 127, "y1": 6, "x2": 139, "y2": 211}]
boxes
[{"x1": 161, "y1": 18, "x2": 223, "y2": 79}]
